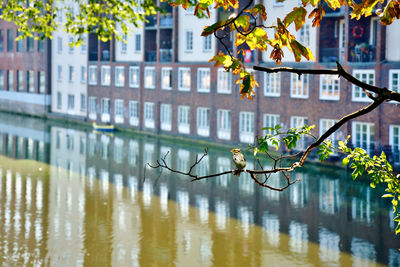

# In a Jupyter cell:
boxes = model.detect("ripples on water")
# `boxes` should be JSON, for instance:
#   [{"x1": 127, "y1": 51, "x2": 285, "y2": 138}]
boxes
[{"x1": 0, "y1": 113, "x2": 398, "y2": 266}]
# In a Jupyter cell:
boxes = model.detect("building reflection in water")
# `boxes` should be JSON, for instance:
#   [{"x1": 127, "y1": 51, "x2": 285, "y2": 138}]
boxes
[{"x1": 0, "y1": 112, "x2": 397, "y2": 266}]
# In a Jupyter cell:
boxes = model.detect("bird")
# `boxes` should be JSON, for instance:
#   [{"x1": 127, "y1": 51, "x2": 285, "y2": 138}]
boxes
[{"x1": 230, "y1": 148, "x2": 246, "y2": 176}]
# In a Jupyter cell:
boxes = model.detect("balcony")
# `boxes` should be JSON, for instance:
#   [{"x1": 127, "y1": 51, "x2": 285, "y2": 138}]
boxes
[
  {"x1": 160, "y1": 49, "x2": 172, "y2": 62},
  {"x1": 145, "y1": 16, "x2": 157, "y2": 28},
  {"x1": 160, "y1": 14, "x2": 173, "y2": 28},
  {"x1": 145, "y1": 51, "x2": 157, "y2": 62},
  {"x1": 322, "y1": 2, "x2": 345, "y2": 17},
  {"x1": 320, "y1": 48, "x2": 344, "y2": 63},
  {"x1": 348, "y1": 43, "x2": 375, "y2": 63}
]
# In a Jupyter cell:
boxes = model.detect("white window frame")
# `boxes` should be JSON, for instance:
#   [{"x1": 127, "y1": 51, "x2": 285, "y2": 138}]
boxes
[
  {"x1": 217, "y1": 69, "x2": 232, "y2": 94},
  {"x1": 101, "y1": 98, "x2": 111, "y2": 122},
  {"x1": 185, "y1": 30, "x2": 193, "y2": 52},
  {"x1": 120, "y1": 34, "x2": 127, "y2": 54},
  {"x1": 319, "y1": 74, "x2": 340, "y2": 100},
  {"x1": 144, "y1": 102, "x2": 155, "y2": 129},
  {"x1": 352, "y1": 121, "x2": 375, "y2": 152},
  {"x1": 88, "y1": 97, "x2": 97, "y2": 120},
  {"x1": 161, "y1": 67, "x2": 172, "y2": 90},
  {"x1": 101, "y1": 65, "x2": 111, "y2": 86},
  {"x1": 57, "y1": 65, "x2": 62, "y2": 81},
  {"x1": 80, "y1": 93, "x2": 86, "y2": 111},
  {"x1": 352, "y1": 69, "x2": 375, "y2": 102},
  {"x1": 203, "y1": 35, "x2": 212, "y2": 52},
  {"x1": 129, "y1": 66, "x2": 140, "y2": 88},
  {"x1": 115, "y1": 66, "x2": 125, "y2": 87},
  {"x1": 80, "y1": 66, "x2": 86, "y2": 83},
  {"x1": 291, "y1": 73, "x2": 309, "y2": 99},
  {"x1": 263, "y1": 114, "x2": 280, "y2": 136},
  {"x1": 88, "y1": 65, "x2": 98, "y2": 85},
  {"x1": 129, "y1": 101, "x2": 139, "y2": 126},
  {"x1": 160, "y1": 104, "x2": 172, "y2": 131},
  {"x1": 68, "y1": 65, "x2": 74, "y2": 83},
  {"x1": 114, "y1": 99, "x2": 124, "y2": 124},
  {"x1": 389, "y1": 69, "x2": 400, "y2": 94},
  {"x1": 144, "y1": 66, "x2": 155, "y2": 89},
  {"x1": 389, "y1": 125, "x2": 400, "y2": 162},
  {"x1": 197, "y1": 107, "x2": 210, "y2": 137},
  {"x1": 319, "y1": 119, "x2": 339, "y2": 155},
  {"x1": 290, "y1": 116, "x2": 308, "y2": 150},
  {"x1": 264, "y1": 72, "x2": 281, "y2": 97},
  {"x1": 178, "y1": 67, "x2": 191, "y2": 91},
  {"x1": 217, "y1": 109, "x2": 231, "y2": 140},
  {"x1": 239, "y1": 112, "x2": 255, "y2": 144},
  {"x1": 135, "y1": 34, "x2": 141, "y2": 53},
  {"x1": 178, "y1": 105, "x2": 190, "y2": 134},
  {"x1": 197, "y1": 68, "x2": 210, "y2": 93},
  {"x1": 57, "y1": 37, "x2": 62, "y2": 53},
  {"x1": 298, "y1": 23, "x2": 310, "y2": 47}
]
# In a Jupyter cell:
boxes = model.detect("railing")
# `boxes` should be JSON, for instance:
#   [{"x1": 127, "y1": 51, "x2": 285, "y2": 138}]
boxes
[
  {"x1": 348, "y1": 44, "x2": 375, "y2": 63},
  {"x1": 319, "y1": 47, "x2": 344, "y2": 63},
  {"x1": 145, "y1": 16, "x2": 157, "y2": 28},
  {"x1": 160, "y1": 49, "x2": 172, "y2": 62},
  {"x1": 145, "y1": 51, "x2": 157, "y2": 62},
  {"x1": 160, "y1": 14, "x2": 173, "y2": 28}
]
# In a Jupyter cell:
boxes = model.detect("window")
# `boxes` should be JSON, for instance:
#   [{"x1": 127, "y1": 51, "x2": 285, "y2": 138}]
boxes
[
  {"x1": 352, "y1": 122, "x2": 375, "y2": 153},
  {"x1": 352, "y1": 70, "x2": 374, "y2": 102},
  {"x1": 185, "y1": 31, "x2": 193, "y2": 52},
  {"x1": 88, "y1": 65, "x2": 97, "y2": 85},
  {"x1": 264, "y1": 73, "x2": 281, "y2": 97},
  {"x1": 101, "y1": 98, "x2": 110, "y2": 113},
  {"x1": 197, "y1": 107, "x2": 210, "y2": 137},
  {"x1": 0, "y1": 70, "x2": 4, "y2": 90},
  {"x1": 291, "y1": 116, "x2": 309, "y2": 150},
  {"x1": 68, "y1": 36, "x2": 74, "y2": 53},
  {"x1": 37, "y1": 37, "x2": 45, "y2": 52},
  {"x1": 57, "y1": 37, "x2": 62, "y2": 53},
  {"x1": 16, "y1": 32, "x2": 24, "y2": 52},
  {"x1": 239, "y1": 112, "x2": 255, "y2": 143},
  {"x1": 144, "y1": 67, "x2": 155, "y2": 89},
  {"x1": 17, "y1": 70, "x2": 24, "y2": 92},
  {"x1": 160, "y1": 104, "x2": 172, "y2": 131},
  {"x1": 7, "y1": 29, "x2": 13, "y2": 52},
  {"x1": 197, "y1": 68, "x2": 210, "y2": 92},
  {"x1": 129, "y1": 101, "x2": 139, "y2": 126},
  {"x1": 80, "y1": 66, "x2": 86, "y2": 83},
  {"x1": 291, "y1": 73, "x2": 309, "y2": 98},
  {"x1": 81, "y1": 36, "x2": 87, "y2": 53},
  {"x1": 27, "y1": 37, "x2": 34, "y2": 52},
  {"x1": 320, "y1": 119, "x2": 340, "y2": 154},
  {"x1": 38, "y1": 71, "x2": 46, "y2": 94},
  {"x1": 101, "y1": 65, "x2": 111, "y2": 86},
  {"x1": 135, "y1": 34, "x2": 141, "y2": 52},
  {"x1": 320, "y1": 74, "x2": 340, "y2": 100},
  {"x1": 389, "y1": 125, "x2": 400, "y2": 162},
  {"x1": 178, "y1": 105, "x2": 190, "y2": 134},
  {"x1": 0, "y1": 30, "x2": 4, "y2": 51},
  {"x1": 273, "y1": 0, "x2": 284, "y2": 6},
  {"x1": 178, "y1": 67, "x2": 191, "y2": 91},
  {"x1": 114, "y1": 99, "x2": 124, "y2": 123},
  {"x1": 27, "y1": 71, "x2": 34, "y2": 93},
  {"x1": 217, "y1": 109, "x2": 231, "y2": 140},
  {"x1": 115, "y1": 66, "x2": 125, "y2": 87},
  {"x1": 7, "y1": 70, "x2": 14, "y2": 91},
  {"x1": 80, "y1": 94, "x2": 86, "y2": 111},
  {"x1": 57, "y1": 65, "x2": 62, "y2": 81},
  {"x1": 299, "y1": 23, "x2": 310, "y2": 47},
  {"x1": 217, "y1": 69, "x2": 232, "y2": 94},
  {"x1": 67, "y1": 94, "x2": 75, "y2": 110},
  {"x1": 120, "y1": 34, "x2": 127, "y2": 53},
  {"x1": 68, "y1": 66, "x2": 74, "y2": 82},
  {"x1": 389, "y1": 69, "x2": 400, "y2": 93},
  {"x1": 57, "y1": 92, "x2": 62, "y2": 109},
  {"x1": 263, "y1": 114, "x2": 280, "y2": 135},
  {"x1": 88, "y1": 97, "x2": 97, "y2": 119},
  {"x1": 144, "y1": 102, "x2": 155, "y2": 128},
  {"x1": 203, "y1": 35, "x2": 212, "y2": 52},
  {"x1": 129, "y1": 66, "x2": 140, "y2": 88},
  {"x1": 161, "y1": 68, "x2": 172, "y2": 90}
]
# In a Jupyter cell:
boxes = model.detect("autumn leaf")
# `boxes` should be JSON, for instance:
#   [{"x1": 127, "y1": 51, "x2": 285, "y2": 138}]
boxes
[
  {"x1": 379, "y1": 0, "x2": 400, "y2": 25},
  {"x1": 283, "y1": 7, "x2": 307, "y2": 31}
]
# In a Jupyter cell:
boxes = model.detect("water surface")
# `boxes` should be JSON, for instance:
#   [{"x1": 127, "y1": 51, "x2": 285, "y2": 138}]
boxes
[{"x1": 0, "y1": 113, "x2": 398, "y2": 266}]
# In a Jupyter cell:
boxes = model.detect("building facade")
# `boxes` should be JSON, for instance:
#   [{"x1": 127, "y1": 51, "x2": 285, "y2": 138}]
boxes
[{"x1": 0, "y1": 1, "x2": 399, "y2": 163}]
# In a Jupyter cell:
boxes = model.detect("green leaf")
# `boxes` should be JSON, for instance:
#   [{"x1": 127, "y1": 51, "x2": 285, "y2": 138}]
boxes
[
  {"x1": 382, "y1": 194, "x2": 394, "y2": 198},
  {"x1": 283, "y1": 7, "x2": 307, "y2": 31},
  {"x1": 342, "y1": 157, "x2": 350, "y2": 166}
]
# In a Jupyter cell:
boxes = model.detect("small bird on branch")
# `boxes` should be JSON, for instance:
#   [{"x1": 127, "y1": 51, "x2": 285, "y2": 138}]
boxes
[{"x1": 231, "y1": 148, "x2": 246, "y2": 176}]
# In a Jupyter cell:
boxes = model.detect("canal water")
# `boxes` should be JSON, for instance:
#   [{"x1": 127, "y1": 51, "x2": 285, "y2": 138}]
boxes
[{"x1": 0, "y1": 112, "x2": 398, "y2": 266}]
